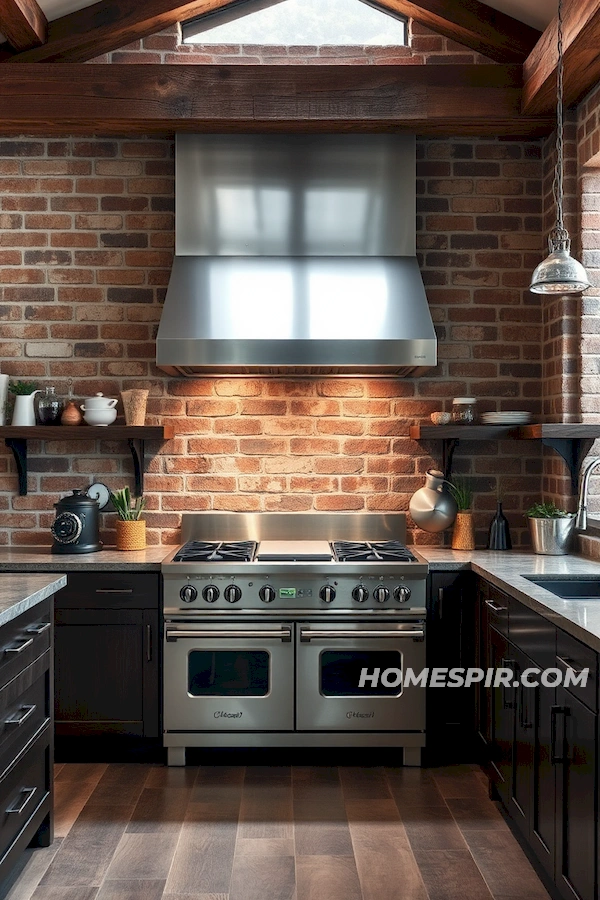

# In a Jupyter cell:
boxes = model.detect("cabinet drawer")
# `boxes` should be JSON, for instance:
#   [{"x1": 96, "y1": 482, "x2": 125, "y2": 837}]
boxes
[
  {"x1": 0, "y1": 652, "x2": 50, "y2": 768},
  {"x1": 0, "y1": 601, "x2": 51, "y2": 691},
  {"x1": 0, "y1": 729, "x2": 49, "y2": 860},
  {"x1": 485, "y1": 584, "x2": 509, "y2": 636},
  {"x1": 556, "y1": 629, "x2": 598, "y2": 712},
  {"x1": 509, "y1": 600, "x2": 556, "y2": 669},
  {"x1": 56, "y1": 573, "x2": 159, "y2": 609}
]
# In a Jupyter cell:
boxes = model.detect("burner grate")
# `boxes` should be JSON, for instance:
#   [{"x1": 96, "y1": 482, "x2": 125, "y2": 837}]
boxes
[
  {"x1": 332, "y1": 540, "x2": 417, "y2": 562},
  {"x1": 173, "y1": 540, "x2": 257, "y2": 562}
]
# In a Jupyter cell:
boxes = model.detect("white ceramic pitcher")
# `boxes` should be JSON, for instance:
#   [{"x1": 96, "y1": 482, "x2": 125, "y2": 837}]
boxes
[{"x1": 11, "y1": 390, "x2": 41, "y2": 426}]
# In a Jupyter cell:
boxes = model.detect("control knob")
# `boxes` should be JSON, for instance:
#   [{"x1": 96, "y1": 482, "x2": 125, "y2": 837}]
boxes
[
  {"x1": 202, "y1": 584, "x2": 220, "y2": 604},
  {"x1": 373, "y1": 586, "x2": 390, "y2": 604},
  {"x1": 319, "y1": 585, "x2": 336, "y2": 603},
  {"x1": 394, "y1": 585, "x2": 412, "y2": 604},
  {"x1": 179, "y1": 584, "x2": 198, "y2": 604},
  {"x1": 259, "y1": 585, "x2": 276, "y2": 604},
  {"x1": 224, "y1": 584, "x2": 242, "y2": 604},
  {"x1": 352, "y1": 585, "x2": 368, "y2": 603}
]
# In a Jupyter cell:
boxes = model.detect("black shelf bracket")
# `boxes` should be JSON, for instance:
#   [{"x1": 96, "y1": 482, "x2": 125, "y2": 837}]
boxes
[
  {"x1": 442, "y1": 439, "x2": 459, "y2": 481},
  {"x1": 128, "y1": 438, "x2": 145, "y2": 497},
  {"x1": 5, "y1": 438, "x2": 27, "y2": 496},
  {"x1": 541, "y1": 437, "x2": 595, "y2": 493}
]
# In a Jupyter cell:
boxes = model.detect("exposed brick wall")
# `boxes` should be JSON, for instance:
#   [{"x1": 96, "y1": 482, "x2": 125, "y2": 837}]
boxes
[
  {"x1": 0, "y1": 134, "x2": 543, "y2": 549},
  {"x1": 88, "y1": 21, "x2": 493, "y2": 66}
]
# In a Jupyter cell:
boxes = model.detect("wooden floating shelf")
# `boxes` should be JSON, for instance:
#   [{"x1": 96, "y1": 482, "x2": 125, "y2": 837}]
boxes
[
  {"x1": 1, "y1": 425, "x2": 176, "y2": 496},
  {"x1": 409, "y1": 422, "x2": 600, "y2": 492}
]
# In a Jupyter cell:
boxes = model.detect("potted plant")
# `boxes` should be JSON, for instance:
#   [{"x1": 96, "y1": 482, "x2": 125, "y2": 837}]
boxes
[
  {"x1": 110, "y1": 486, "x2": 146, "y2": 551},
  {"x1": 9, "y1": 381, "x2": 40, "y2": 427},
  {"x1": 449, "y1": 477, "x2": 475, "y2": 550},
  {"x1": 526, "y1": 501, "x2": 575, "y2": 555}
]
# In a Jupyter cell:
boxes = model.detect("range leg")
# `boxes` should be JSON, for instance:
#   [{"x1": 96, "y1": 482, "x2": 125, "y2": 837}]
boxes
[
  {"x1": 167, "y1": 746, "x2": 186, "y2": 767},
  {"x1": 403, "y1": 747, "x2": 422, "y2": 767}
]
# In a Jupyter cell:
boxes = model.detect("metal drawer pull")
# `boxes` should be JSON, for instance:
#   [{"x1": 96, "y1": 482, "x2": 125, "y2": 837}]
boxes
[
  {"x1": 6, "y1": 787, "x2": 37, "y2": 815},
  {"x1": 146, "y1": 624, "x2": 152, "y2": 662},
  {"x1": 485, "y1": 600, "x2": 506, "y2": 613},
  {"x1": 556, "y1": 655, "x2": 588, "y2": 677},
  {"x1": 4, "y1": 705, "x2": 36, "y2": 727},
  {"x1": 551, "y1": 705, "x2": 569, "y2": 764},
  {"x1": 300, "y1": 629, "x2": 424, "y2": 642},
  {"x1": 26, "y1": 622, "x2": 51, "y2": 635},
  {"x1": 4, "y1": 638, "x2": 34, "y2": 655},
  {"x1": 166, "y1": 629, "x2": 292, "y2": 642},
  {"x1": 95, "y1": 589, "x2": 133, "y2": 594}
]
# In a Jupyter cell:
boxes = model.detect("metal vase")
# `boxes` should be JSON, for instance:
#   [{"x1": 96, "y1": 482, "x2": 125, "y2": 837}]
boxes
[{"x1": 528, "y1": 516, "x2": 575, "y2": 555}]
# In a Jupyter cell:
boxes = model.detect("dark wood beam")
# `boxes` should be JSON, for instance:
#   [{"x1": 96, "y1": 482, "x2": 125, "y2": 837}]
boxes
[
  {"x1": 370, "y1": 0, "x2": 540, "y2": 63},
  {"x1": 523, "y1": 0, "x2": 600, "y2": 115},
  {"x1": 0, "y1": 64, "x2": 553, "y2": 137},
  {"x1": 0, "y1": 0, "x2": 46, "y2": 50},
  {"x1": 4, "y1": 0, "x2": 250, "y2": 62}
]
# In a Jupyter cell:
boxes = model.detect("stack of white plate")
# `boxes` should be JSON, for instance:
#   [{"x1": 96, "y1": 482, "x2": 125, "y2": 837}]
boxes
[{"x1": 480, "y1": 411, "x2": 532, "y2": 425}]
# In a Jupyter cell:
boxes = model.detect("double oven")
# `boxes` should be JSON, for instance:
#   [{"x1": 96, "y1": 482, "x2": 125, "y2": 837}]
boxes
[{"x1": 162, "y1": 514, "x2": 428, "y2": 766}]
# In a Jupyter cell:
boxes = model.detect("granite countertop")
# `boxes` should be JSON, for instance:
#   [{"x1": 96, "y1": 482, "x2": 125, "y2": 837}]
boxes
[
  {"x1": 417, "y1": 546, "x2": 600, "y2": 653},
  {"x1": 0, "y1": 546, "x2": 175, "y2": 571},
  {"x1": 0, "y1": 573, "x2": 67, "y2": 628}
]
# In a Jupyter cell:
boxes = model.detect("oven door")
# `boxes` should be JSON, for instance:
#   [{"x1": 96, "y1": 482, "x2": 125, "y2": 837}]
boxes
[
  {"x1": 296, "y1": 620, "x2": 426, "y2": 732},
  {"x1": 164, "y1": 621, "x2": 294, "y2": 731}
]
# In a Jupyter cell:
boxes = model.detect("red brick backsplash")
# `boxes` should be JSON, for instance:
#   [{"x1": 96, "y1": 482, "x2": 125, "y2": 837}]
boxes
[{"x1": 0, "y1": 133, "x2": 545, "y2": 548}]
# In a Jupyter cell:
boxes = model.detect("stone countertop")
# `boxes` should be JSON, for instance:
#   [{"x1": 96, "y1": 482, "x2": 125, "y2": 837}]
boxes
[
  {"x1": 416, "y1": 546, "x2": 600, "y2": 653},
  {"x1": 0, "y1": 546, "x2": 175, "y2": 571},
  {"x1": 0, "y1": 574, "x2": 67, "y2": 628}
]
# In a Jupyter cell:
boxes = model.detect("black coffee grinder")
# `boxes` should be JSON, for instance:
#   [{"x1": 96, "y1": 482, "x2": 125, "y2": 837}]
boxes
[{"x1": 51, "y1": 489, "x2": 103, "y2": 554}]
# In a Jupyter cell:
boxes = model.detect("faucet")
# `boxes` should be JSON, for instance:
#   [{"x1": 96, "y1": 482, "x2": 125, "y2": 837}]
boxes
[{"x1": 575, "y1": 457, "x2": 600, "y2": 531}]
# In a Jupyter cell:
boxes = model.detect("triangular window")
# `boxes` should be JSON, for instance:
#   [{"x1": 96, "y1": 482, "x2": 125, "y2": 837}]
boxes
[{"x1": 182, "y1": 0, "x2": 407, "y2": 46}]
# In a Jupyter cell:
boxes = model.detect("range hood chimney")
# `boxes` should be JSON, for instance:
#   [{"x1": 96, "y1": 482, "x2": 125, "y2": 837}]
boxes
[{"x1": 156, "y1": 134, "x2": 436, "y2": 377}]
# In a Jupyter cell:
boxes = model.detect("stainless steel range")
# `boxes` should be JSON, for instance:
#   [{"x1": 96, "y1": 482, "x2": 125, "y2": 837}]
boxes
[{"x1": 162, "y1": 514, "x2": 428, "y2": 766}]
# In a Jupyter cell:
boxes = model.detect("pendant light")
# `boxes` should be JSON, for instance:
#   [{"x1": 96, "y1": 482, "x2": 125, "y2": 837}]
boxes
[{"x1": 529, "y1": 0, "x2": 590, "y2": 295}]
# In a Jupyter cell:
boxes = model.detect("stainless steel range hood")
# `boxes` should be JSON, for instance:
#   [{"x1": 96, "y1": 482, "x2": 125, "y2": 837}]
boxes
[{"x1": 156, "y1": 134, "x2": 436, "y2": 377}]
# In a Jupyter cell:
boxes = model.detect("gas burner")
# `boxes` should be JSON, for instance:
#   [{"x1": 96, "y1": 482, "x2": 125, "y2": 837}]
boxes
[
  {"x1": 332, "y1": 541, "x2": 417, "y2": 563},
  {"x1": 173, "y1": 540, "x2": 257, "y2": 563}
]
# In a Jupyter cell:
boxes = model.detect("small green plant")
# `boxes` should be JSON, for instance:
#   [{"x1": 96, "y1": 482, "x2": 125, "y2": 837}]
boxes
[
  {"x1": 9, "y1": 380, "x2": 38, "y2": 395},
  {"x1": 526, "y1": 501, "x2": 572, "y2": 519},
  {"x1": 449, "y1": 477, "x2": 473, "y2": 511},
  {"x1": 110, "y1": 486, "x2": 146, "y2": 521}
]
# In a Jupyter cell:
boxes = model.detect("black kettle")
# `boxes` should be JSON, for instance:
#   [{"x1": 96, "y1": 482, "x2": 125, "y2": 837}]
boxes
[{"x1": 51, "y1": 489, "x2": 103, "y2": 554}]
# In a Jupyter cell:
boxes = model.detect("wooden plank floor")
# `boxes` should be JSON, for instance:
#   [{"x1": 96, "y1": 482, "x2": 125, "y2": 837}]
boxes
[{"x1": 3, "y1": 763, "x2": 551, "y2": 900}]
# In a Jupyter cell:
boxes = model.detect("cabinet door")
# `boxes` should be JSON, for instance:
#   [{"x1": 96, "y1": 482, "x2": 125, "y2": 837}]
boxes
[
  {"x1": 555, "y1": 688, "x2": 597, "y2": 900},
  {"x1": 508, "y1": 645, "x2": 534, "y2": 835},
  {"x1": 54, "y1": 608, "x2": 157, "y2": 737},
  {"x1": 489, "y1": 626, "x2": 514, "y2": 805},
  {"x1": 427, "y1": 572, "x2": 475, "y2": 761}
]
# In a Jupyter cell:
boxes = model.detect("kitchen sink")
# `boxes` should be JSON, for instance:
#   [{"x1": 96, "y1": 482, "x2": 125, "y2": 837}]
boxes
[{"x1": 523, "y1": 576, "x2": 600, "y2": 599}]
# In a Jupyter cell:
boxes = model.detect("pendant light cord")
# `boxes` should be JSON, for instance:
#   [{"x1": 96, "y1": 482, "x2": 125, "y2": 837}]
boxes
[{"x1": 552, "y1": 0, "x2": 568, "y2": 247}]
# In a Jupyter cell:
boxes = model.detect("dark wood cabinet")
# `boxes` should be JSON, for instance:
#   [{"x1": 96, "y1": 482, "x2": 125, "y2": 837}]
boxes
[
  {"x1": 476, "y1": 575, "x2": 598, "y2": 900},
  {"x1": 0, "y1": 597, "x2": 54, "y2": 888},
  {"x1": 54, "y1": 573, "x2": 160, "y2": 740},
  {"x1": 426, "y1": 571, "x2": 476, "y2": 761}
]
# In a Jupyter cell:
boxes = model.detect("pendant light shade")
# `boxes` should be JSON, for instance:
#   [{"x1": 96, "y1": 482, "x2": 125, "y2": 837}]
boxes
[
  {"x1": 530, "y1": 236, "x2": 591, "y2": 295},
  {"x1": 529, "y1": 0, "x2": 590, "y2": 296}
]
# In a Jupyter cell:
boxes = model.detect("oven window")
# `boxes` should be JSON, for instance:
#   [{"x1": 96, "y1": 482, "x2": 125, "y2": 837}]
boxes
[
  {"x1": 320, "y1": 650, "x2": 402, "y2": 697},
  {"x1": 188, "y1": 651, "x2": 269, "y2": 696}
]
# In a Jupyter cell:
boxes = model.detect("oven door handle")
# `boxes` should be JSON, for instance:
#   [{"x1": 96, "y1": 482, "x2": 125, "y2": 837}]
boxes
[
  {"x1": 166, "y1": 628, "x2": 292, "y2": 642},
  {"x1": 299, "y1": 628, "x2": 424, "y2": 642}
]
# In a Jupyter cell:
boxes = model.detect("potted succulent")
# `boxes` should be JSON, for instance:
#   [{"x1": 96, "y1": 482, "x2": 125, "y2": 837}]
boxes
[
  {"x1": 110, "y1": 486, "x2": 146, "y2": 551},
  {"x1": 449, "y1": 477, "x2": 475, "y2": 550},
  {"x1": 9, "y1": 381, "x2": 40, "y2": 426},
  {"x1": 526, "y1": 501, "x2": 575, "y2": 555}
]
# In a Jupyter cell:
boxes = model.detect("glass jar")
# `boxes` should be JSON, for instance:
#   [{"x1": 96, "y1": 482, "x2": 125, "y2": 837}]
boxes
[
  {"x1": 452, "y1": 397, "x2": 477, "y2": 425},
  {"x1": 38, "y1": 385, "x2": 62, "y2": 425}
]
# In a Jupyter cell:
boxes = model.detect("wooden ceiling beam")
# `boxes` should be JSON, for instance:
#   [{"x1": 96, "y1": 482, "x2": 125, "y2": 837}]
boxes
[
  {"x1": 0, "y1": 0, "x2": 46, "y2": 51},
  {"x1": 0, "y1": 64, "x2": 553, "y2": 137},
  {"x1": 523, "y1": 0, "x2": 600, "y2": 115},
  {"x1": 4, "y1": 0, "x2": 249, "y2": 62},
  {"x1": 369, "y1": 0, "x2": 540, "y2": 63}
]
